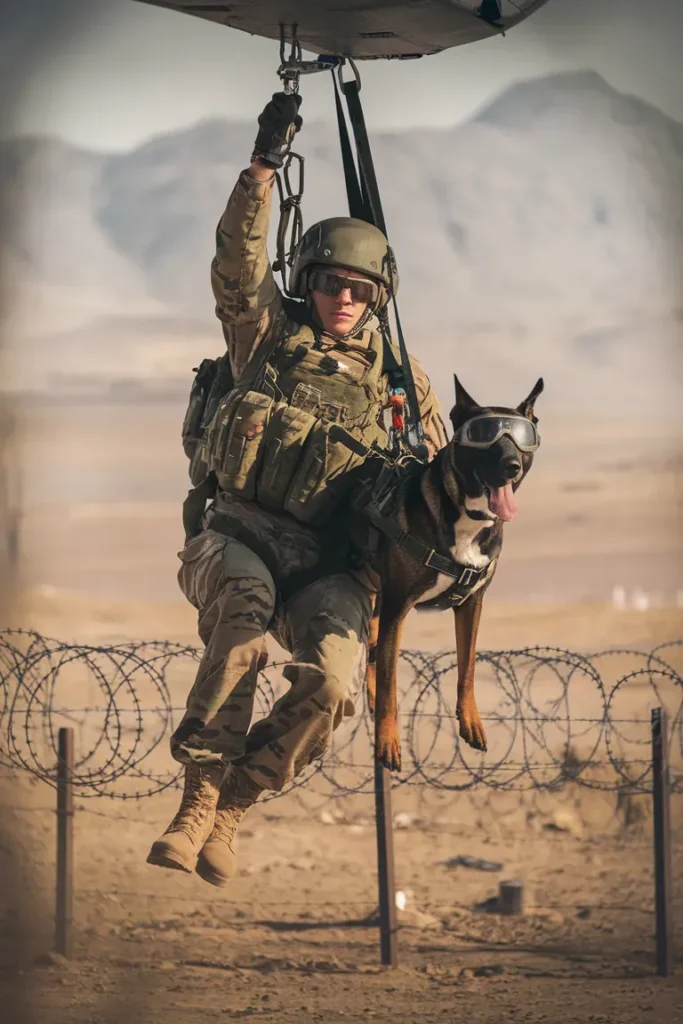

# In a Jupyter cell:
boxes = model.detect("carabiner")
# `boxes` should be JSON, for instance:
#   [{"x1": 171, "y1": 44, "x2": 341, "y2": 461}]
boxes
[
  {"x1": 335, "y1": 56, "x2": 362, "y2": 93},
  {"x1": 278, "y1": 23, "x2": 303, "y2": 93},
  {"x1": 283, "y1": 150, "x2": 304, "y2": 203},
  {"x1": 278, "y1": 25, "x2": 344, "y2": 91}
]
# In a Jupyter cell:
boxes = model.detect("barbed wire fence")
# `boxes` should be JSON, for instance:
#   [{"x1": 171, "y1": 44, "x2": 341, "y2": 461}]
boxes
[{"x1": 1, "y1": 630, "x2": 681, "y2": 973}]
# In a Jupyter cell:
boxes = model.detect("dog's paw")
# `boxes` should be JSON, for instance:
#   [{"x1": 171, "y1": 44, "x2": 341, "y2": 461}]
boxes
[
  {"x1": 456, "y1": 701, "x2": 487, "y2": 752},
  {"x1": 376, "y1": 729, "x2": 402, "y2": 772}
]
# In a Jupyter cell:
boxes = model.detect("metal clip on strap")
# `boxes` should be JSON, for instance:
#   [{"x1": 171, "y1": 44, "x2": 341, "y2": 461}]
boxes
[{"x1": 273, "y1": 151, "x2": 304, "y2": 295}]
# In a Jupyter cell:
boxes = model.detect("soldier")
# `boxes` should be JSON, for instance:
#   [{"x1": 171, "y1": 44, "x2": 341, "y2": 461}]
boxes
[{"x1": 147, "y1": 92, "x2": 447, "y2": 887}]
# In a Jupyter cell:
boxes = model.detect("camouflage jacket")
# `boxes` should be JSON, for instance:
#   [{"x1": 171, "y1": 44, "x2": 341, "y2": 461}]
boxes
[{"x1": 207, "y1": 168, "x2": 448, "y2": 579}]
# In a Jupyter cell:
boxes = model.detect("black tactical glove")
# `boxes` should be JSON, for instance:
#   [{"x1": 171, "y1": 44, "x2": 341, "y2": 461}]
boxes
[{"x1": 251, "y1": 91, "x2": 303, "y2": 169}]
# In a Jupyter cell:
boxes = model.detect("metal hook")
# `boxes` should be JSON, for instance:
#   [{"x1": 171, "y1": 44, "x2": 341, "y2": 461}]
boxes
[
  {"x1": 278, "y1": 23, "x2": 301, "y2": 93},
  {"x1": 277, "y1": 24, "x2": 343, "y2": 91},
  {"x1": 336, "y1": 56, "x2": 362, "y2": 93}
]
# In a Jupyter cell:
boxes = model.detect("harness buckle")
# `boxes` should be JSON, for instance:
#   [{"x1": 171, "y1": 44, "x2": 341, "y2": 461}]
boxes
[{"x1": 423, "y1": 548, "x2": 440, "y2": 570}]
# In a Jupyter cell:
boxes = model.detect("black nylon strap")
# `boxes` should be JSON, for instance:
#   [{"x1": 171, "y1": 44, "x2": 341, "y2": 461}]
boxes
[
  {"x1": 332, "y1": 72, "x2": 367, "y2": 222},
  {"x1": 364, "y1": 503, "x2": 488, "y2": 584},
  {"x1": 336, "y1": 74, "x2": 426, "y2": 452},
  {"x1": 332, "y1": 73, "x2": 400, "y2": 385},
  {"x1": 327, "y1": 426, "x2": 493, "y2": 603},
  {"x1": 341, "y1": 78, "x2": 386, "y2": 234}
]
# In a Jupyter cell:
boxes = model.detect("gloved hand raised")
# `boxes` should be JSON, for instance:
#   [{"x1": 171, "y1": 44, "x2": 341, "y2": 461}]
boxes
[{"x1": 251, "y1": 92, "x2": 303, "y2": 169}]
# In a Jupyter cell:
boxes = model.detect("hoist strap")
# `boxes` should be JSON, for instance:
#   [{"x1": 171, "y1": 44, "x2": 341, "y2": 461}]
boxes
[
  {"x1": 332, "y1": 73, "x2": 366, "y2": 222},
  {"x1": 340, "y1": 77, "x2": 387, "y2": 235},
  {"x1": 334, "y1": 73, "x2": 426, "y2": 452}
]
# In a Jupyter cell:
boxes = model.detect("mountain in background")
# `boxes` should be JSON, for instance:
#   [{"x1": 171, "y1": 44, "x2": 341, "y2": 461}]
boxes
[{"x1": 1, "y1": 70, "x2": 681, "y2": 417}]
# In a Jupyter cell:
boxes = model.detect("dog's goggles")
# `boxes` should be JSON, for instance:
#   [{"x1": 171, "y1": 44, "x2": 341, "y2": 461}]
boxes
[
  {"x1": 309, "y1": 269, "x2": 379, "y2": 306},
  {"x1": 454, "y1": 414, "x2": 540, "y2": 453}
]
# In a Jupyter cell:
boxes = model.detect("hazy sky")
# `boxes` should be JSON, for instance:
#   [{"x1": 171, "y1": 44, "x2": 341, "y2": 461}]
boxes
[{"x1": 1, "y1": 0, "x2": 682, "y2": 150}]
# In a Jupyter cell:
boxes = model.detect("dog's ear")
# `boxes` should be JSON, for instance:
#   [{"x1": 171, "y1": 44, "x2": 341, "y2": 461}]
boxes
[
  {"x1": 450, "y1": 375, "x2": 480, "y2": 431},
  {"x1": 453, "y1": 374, "x2": 480, "y2": 410},
  {"x1": 517, "y1": 377, "x2": 544, "y2": 421}
]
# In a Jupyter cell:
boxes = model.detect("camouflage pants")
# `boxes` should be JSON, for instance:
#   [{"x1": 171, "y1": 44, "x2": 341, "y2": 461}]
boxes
[{"x1": 171, "y1": 529, "x2": 373, "y2": 791}]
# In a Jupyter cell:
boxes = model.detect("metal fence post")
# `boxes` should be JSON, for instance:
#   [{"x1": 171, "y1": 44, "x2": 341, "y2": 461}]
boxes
[
  {"x1": 651, "y1": 707, "x2": 672, "y2": 977},
  {"x1": 56, "y1": 727, "x2": 74, "y2": 958},
  {"x1": 374, "y1": 762, "x2": 398, "y2": 967}
]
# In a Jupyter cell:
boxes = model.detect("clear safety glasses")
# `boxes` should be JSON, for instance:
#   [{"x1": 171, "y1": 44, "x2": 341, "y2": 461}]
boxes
[
  {"x1": 309, "y1": 269, "x2": 379, "y2": 306},
  {"x1": 453, "y1": 414, "x2": 540, "y2": 453}
]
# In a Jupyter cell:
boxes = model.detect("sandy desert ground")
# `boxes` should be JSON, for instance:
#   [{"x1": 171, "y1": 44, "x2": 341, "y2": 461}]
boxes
[{"x1": 1, "y1": 396, "x2": 682, "y2": 1023}]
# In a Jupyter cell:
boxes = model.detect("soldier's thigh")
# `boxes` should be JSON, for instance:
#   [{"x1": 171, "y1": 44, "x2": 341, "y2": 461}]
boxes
[
  {"x1": 284, "y1": 573, "x2": 373, "y2": 656},
  {"x1": 280, "y1": 574, "x2": 372, "y2": 706},
  {"x1": 178, "y1": 530, "x2": 276, "y2": 613}
]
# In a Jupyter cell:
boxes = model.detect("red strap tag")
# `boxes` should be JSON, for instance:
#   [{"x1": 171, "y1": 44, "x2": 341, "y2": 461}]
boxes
[{"x1": 390, "y1": 390, "x2": 406, "y2": 433}]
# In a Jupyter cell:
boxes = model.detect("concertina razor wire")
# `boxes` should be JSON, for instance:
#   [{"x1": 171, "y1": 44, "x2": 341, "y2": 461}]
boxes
[{"x1": 0, "y1": 630, "x2": 681, "y2": 803}]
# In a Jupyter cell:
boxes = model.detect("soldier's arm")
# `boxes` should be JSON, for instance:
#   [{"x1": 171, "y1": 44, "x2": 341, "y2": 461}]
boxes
[
  {"x1": 211, "y1": 159, "x2": 284, "y2": 381},
  {"x1": 409, "y1": 356, "x2": 449, "y2": 458}
]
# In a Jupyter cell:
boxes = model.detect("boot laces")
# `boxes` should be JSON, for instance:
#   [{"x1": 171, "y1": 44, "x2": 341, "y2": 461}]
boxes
[
  {"x1": 210, "y1": 804, "x2": 243, "y2": 849},
  {"x1": 169, "y1": 767, "x2": 221, "y2": 836},
  {"x1": 209, "y1": 769, "x2": 263, "y2": 847}
]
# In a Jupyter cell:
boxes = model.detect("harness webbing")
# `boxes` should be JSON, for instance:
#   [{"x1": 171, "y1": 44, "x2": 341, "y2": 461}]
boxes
[{"x1": 332, "y1": 70, "x2": 426, "y2": 455}]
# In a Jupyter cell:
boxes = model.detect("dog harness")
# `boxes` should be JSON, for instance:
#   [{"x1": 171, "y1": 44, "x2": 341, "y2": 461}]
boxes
[{"x1": 340, "y1": 431, "x2": 498, "y2": 607}]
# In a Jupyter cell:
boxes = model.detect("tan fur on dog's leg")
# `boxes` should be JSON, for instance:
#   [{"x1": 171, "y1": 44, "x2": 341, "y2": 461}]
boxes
[
  {"x1": 365, "y1": 608, "x2": 380, "y2": 717},
  {"x1": 453, "y1": 590, "x2": 487, "y2": 752},
  {"x1": 374, "y1": 600, "x2": 412, "y2": 772}
]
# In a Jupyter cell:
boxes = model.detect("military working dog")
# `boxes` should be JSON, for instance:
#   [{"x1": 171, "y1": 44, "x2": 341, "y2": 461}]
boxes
[{"x1": 356, "y1": 374, "x2": 544, "y2": 771}]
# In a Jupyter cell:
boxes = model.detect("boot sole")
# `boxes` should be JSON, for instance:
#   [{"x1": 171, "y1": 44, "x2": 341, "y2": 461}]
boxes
[
  {"x1": 146, "y1": 846, "x2": 195, "y2": 874},
  {"x1": 195, "y1": 857, "x2": 232, "y2": 888}
]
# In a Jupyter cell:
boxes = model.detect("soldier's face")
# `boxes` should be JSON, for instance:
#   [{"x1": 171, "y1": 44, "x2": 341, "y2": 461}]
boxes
[{"x1": 310, "y1": 266, "x2": 371, "y2": 338}]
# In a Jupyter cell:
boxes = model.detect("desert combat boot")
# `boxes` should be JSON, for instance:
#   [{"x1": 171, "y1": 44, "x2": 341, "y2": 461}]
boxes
[
  {"x1": 195, "y1": 765, "x2": 265, "y2": 887},
  {"x1": 146, "y1": 763, "x2": 224, "y2": 873}
]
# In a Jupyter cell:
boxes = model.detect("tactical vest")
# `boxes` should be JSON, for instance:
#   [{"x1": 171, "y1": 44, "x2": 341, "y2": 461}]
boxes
[{"x1": 190, "y1": 321, "x2": 392, "y2": 528}]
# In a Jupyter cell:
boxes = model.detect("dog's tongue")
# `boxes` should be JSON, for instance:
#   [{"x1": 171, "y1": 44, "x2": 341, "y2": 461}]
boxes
[{"x1": 488, "y1": 483, "x2": 518, "y2": 522}]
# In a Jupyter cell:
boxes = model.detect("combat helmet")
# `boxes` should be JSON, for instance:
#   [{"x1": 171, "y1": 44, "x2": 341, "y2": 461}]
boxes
[{"x1": 289, "y1": 217, "x2": 398, "y2": 312}]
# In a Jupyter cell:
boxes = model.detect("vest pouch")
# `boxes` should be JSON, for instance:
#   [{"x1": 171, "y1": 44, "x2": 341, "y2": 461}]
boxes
[
  {"x1": 205, "y1": 389, "x2": 241, "y2": 473},
  {"x1": 206, "y1": 389, "x2": 274, "y2": 501},
  {"x1": 284, "y1": 423, "x2": 364, "y2": 526},
  {"x1": 188, "y1": 443, "x2": 210, "y2": 488},
  {"x1": 183, "y1": 356, "x2": 236, "y2": 487},
  {"x1": 201, "y1": 354, "x2": 236, "y2": 434},
  {"x1": 256, "y1": 402, "x2": 317, "y2": 511},
  {"x1": 182, "y1": 358, "x2": 218, "y2": 461}
]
